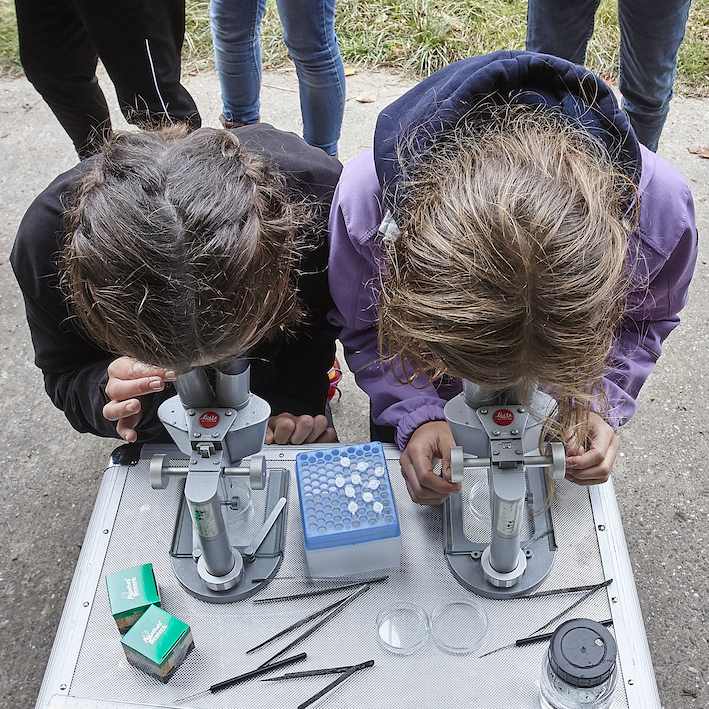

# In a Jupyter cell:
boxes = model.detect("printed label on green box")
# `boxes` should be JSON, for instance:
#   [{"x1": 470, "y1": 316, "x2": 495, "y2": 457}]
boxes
[
  {"x1": 121, "y1": 605, "x2": 194, "y2": 682},
  {"x1": 105, "y1": 563, "x2": 160, "y2": 632}
]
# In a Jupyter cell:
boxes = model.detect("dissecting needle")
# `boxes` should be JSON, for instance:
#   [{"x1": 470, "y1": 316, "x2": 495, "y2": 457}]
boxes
[
  {"x1": 261, "y1": 662, "x2": 365, "y2": 682},
  {"x1": 174, "y1": 651, "x2": 307, "y2": 704},
  {"x1": 479, "y1": 619, "x2": 613, "y2": 658},
  {"x1": 478, "y1": 578, "x2": 613, "y2": 658}
]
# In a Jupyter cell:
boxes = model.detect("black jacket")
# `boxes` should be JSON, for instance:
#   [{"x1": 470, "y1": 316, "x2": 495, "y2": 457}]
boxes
[{"x1": 11, "y1": 124, "x2": 342, "y2": 442}]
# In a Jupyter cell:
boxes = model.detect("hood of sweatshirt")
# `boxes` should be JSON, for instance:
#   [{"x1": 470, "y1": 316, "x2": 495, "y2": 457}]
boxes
[{"x1": 373, "y1": 50, "x2": 641, "y2": 219}]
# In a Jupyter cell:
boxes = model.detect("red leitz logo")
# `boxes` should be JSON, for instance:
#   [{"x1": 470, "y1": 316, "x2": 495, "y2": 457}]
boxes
[
  {"x1": 492, "y1": 409, "x2": 514, "y2": 426},
  {"x1": 199, "y1": 412, "x2": 220, "y2": 428}
]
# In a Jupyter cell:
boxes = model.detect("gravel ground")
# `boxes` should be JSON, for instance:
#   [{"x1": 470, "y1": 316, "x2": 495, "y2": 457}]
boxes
[{"x1": 1, "y1": 64, "x2": 707, "y2": 708}]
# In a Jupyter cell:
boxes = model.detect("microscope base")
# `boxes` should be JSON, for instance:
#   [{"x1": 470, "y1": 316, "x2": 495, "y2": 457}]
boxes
[
  {"x1": 443, "y1": 465, "x2": 557, "y2": 599},
  {"x1": 170, "y1": 468, "x2": 289, "y2": 603}
]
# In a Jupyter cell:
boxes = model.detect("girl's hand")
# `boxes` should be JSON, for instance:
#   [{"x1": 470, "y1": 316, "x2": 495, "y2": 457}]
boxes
[
  {"x1": 103, "y1": 357, "x2": 177, "y2": 441},
  {"x1": 399, "y1": 421, "x2": 462, "y2": 505},
  {"x1": 564, "y1": 412, "x2": 620, "y2": 485},
  {"x1": 265, "y1": 413, "x2": 337, "y2": 445}
]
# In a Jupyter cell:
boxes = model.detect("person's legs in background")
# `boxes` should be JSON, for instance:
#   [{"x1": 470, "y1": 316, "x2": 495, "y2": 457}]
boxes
[
  {"x1": 277, "y1": 0, "x2": 345, "y2": 156},
  {"x1": 526, "y1": 0, "x2": 601, "y2": 64},
  {"x1": 617, "y1": 0, "x2": 692, "y2": 151},
  {"x1": 15, "y1": 0, "x2": 112, "y2": 159},
  {"x1": 78, "y1": 0, "x2": 200, "y2": 133},
  {"x1": 15, "y1": 0, "x2": 200, "y2": 159},
  {"x1": 527, "y1": 0, "x2": 693, "y2": 152},
  {"x1": 210, "y1": 0, "x2": 265, "y2": 126}
]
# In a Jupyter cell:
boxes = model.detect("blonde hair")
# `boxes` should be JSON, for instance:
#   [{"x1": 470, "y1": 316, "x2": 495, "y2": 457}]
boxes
[{"x1": 379, "y1": 103, "x2": 638, "y2": 446}]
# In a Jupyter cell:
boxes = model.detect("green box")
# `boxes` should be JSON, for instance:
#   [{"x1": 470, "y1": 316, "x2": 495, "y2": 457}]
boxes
[
  {"x1": 121, "y1": 605, "x2": 194, "y2": 683},
  {"x1": 105, "y1": 563, "x2": 161, "y2": 633}
]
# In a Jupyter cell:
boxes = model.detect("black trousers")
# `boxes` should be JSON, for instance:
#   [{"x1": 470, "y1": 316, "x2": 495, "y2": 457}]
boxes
[
  {"x1": 15, "y1": 0, "x2": 201, "y2": 158},
  {"x1": 369, "y1": 403, "x2": 396, "y2": 444}
]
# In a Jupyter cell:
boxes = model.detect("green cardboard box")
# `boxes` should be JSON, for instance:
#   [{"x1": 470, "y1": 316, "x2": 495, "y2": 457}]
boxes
[
  {"x1": 105, "y1": 563, "x2": 161, "y2": 633},
  {"x1": 121, "y1": 604, "x2": 194, "y2": 683}
]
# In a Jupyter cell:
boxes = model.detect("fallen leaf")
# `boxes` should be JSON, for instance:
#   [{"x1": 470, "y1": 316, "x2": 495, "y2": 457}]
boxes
[
  {"x1": 344, "y1": 66, "x2": 356, "y2": 76},
  {"x1": 440, "y1": 12, "x2": 461, "y2": 30},
  {"x1": 356, "y1": 91, "x2": 379, "y2": 104},
  {"x1": 688, "y1": 145, "x2": 709, "y2": 158}
]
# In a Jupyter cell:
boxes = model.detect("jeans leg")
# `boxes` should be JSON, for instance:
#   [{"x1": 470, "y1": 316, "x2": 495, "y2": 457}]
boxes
[
  {"x1": 617, "y1": 0, "x2": 691, "y2": 151},
  {"x1": 526, "y1": 0, "x2": 601, "y2": 65},
  {"x1": 276, "y1": 0, "x2": 345, "y2": 155},
  {"x1": 15, "y1": 0, "x2": 111, "y2": 158},
  {"x1": 210, "y1": 0, "x2": 265, "y2": 124}
]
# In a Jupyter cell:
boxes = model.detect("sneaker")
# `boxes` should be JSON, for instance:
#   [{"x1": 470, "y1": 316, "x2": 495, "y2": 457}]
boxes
[
  {"x1": 327, "y1": 357, "x2": 343, "y2": 402},
  {"x1": 219, "y1": 115, "x2": 260, "y2": 130}
]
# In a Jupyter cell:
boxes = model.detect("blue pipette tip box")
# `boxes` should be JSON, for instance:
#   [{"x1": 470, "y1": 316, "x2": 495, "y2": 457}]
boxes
[{"x1": 295, "y1": 442, "x2": 401, "y2": 577}]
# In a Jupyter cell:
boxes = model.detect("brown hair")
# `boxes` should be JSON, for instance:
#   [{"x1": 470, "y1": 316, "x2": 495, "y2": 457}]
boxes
[
  {"x1": 62, "y1": 126, "x2": 305, "y2": 372},
  {"x1": 379, "y1": 103, "x2": 638, "y2": 446}
]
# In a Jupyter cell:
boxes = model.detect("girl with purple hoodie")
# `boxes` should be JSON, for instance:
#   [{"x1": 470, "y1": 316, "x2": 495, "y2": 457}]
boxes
[{"x1": 328, "y1": 51, "x2": 697, "y2": 505}]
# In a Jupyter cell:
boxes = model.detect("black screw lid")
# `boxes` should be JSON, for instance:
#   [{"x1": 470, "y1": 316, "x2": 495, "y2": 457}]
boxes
[{"x1": 548, "y1": 619, "x2": 617, "y2": 688}]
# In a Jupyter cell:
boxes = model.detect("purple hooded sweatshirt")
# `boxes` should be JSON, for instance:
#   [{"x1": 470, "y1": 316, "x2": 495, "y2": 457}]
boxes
[{"x1": 328, "y1": 51, "x2": 697, "y2": 451}]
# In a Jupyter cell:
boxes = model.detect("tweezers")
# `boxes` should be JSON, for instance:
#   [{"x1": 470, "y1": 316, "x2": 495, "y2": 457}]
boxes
[
  {"x1": 531, "y1": 578, "x2": 612, "y2": 635},
  {"x1": 296, "y1": 660, "x2": 375, "y2": 709},
  {"x1": 246, "y1": 593, "x2": 358, "y2": 654},
  {"x1": 261, "y1": 661, "x2": 371, "y2": 682},
  {"x1": 250, "y1": 583, "x2": 371, "y2": 669},
  {"x1": 253, "y1": 576, "x2": 388, "y2": 604}
]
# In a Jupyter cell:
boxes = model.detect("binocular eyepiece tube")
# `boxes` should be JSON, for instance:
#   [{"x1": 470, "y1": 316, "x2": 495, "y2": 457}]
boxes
[{"x1": 176, "y1": 359, "x2": 251, "y2": 410}]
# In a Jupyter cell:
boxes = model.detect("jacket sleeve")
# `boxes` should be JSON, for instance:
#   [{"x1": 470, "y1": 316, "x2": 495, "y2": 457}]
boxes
[
  {"x1": 328, "y1": 151, "x2": 458, "y2": 449},
  {"x1": 10, "y1": 167, "x2": 172, "y2": 442},
  {"x1": 603, "y1": 148, "x2": 698, "y2": 428}
]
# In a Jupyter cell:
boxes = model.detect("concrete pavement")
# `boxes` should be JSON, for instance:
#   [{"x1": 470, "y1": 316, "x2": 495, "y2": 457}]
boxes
[{"x1": 0, "y1": 64, "x2": 707, "y2": 708}]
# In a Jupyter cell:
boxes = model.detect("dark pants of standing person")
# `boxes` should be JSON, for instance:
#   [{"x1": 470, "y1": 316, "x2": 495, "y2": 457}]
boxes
[{"x1": 15, "y1": 0, "x2": 201, "y2": 159}]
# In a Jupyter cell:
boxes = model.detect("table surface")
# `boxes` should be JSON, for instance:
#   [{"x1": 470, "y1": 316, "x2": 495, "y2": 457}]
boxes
[{"x1": 36, "y1": 443, "x2": 658, "y2": 709}]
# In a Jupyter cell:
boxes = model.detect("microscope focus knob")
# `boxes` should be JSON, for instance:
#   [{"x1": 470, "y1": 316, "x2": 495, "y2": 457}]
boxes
[
  {"x1": 150, "y1": 454, "x2": 168, "y2": 489},
  {"x1": 250, "y1": 454, "x2": 267, "y2": 489},
  {"x1": 547, "y1": 442, "x2": 566, "y2": 480},
  {"x1": 450, "y1": 446, "x2": 465, "y2": 484}
]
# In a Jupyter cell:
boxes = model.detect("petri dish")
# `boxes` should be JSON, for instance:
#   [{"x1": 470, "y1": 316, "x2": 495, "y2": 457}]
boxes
[
  {"x1": 430, "y1": 597, "x2": 488, "y2": 655},
  {"x1": 376, "y1": 602, "x2": 430, "y2": 655},
  {"x1": 468, "y1": 476, "x2": 492, "y2": 526}
]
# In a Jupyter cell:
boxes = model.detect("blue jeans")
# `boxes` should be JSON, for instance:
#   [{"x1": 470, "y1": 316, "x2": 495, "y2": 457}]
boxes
[
  {"x1": 210, "y1": 0, "x2": 345, "y2": 155},
  {"x1": 526, "y1": 0, "x2": 692, "y2": 151}
]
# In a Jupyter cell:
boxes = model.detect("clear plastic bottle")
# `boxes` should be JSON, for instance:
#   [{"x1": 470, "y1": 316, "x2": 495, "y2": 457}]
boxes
[{"x1": 539, "y1": 618, "x2": 617, "y2": 709}]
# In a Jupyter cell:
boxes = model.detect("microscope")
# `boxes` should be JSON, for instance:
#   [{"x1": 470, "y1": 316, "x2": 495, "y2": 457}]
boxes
[
  {"x1": 443, "y1": 381, "x2": 566, "y2": 599},
  {"x1": 149, "y1": 360, "x2": 289, "y2": 602}
]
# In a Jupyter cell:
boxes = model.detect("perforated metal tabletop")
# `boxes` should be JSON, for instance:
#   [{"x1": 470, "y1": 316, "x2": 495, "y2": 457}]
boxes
[{"x1": 36, "y1": 443, "x2": 659, "y2": 709}]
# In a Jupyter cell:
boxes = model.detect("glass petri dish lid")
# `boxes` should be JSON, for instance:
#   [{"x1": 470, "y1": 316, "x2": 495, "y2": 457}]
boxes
[
  {"x1": 376, "y1": 601, "x2": 430, "y2": 655},
  {"x1": 430, "y1": 597, "x2": 488, "y2": 655},
  {"x1": 468, "y1": 476, "x2": 492, "y2": 526}
]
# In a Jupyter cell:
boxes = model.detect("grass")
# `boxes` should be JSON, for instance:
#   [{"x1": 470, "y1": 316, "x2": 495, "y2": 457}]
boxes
[
  {"x1": 0, "y1": 0, "x2": 19, "y2": 76},
  {"x1": 1, "y1": 0, "x2": 707, "y2": 96}
]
